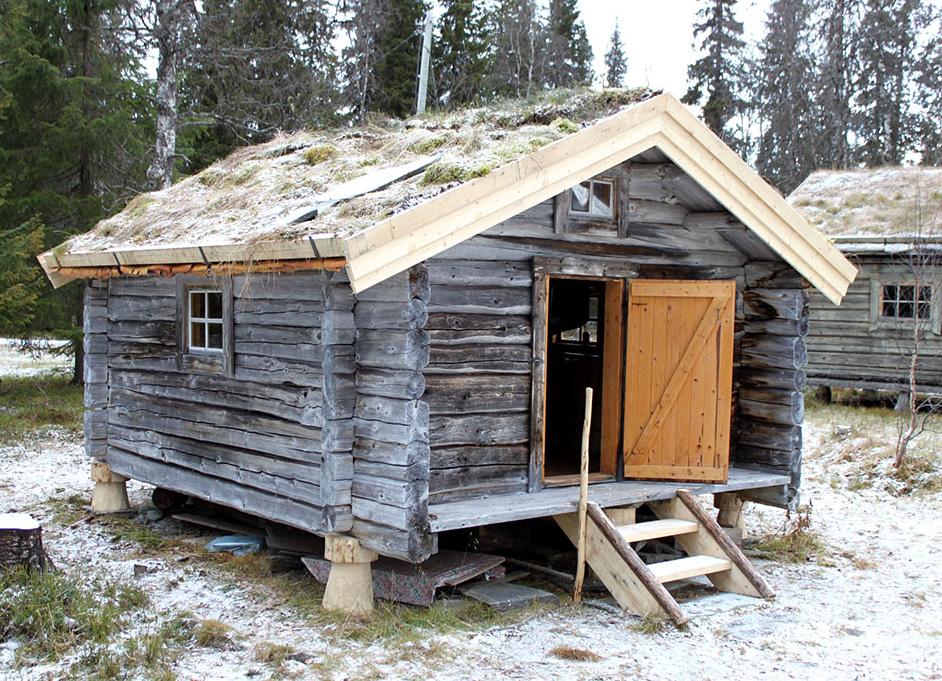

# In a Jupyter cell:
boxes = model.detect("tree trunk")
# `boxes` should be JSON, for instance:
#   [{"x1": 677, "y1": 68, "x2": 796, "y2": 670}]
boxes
[
  {"x1": 147, "y1": 0, "x2": 183, "y2": 190},
  {"x1": 0, "y1": 514, "x2": 47, "y2": 572}
]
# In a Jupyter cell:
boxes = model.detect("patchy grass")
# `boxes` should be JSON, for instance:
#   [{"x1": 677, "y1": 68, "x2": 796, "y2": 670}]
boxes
[
  {"x1": 752, "y1": 506, "x2": 830, "y2": 565},
  {"x1": 254, "y1": 641, "x2": 297, "y2": 666},
  {"x1": 193, "y1": 618, "x2": 234, "y2": 649},
  {"x1": 630, "y1": 613, "x2": 671, "y2": 635},
  {"x1": 420, "y1": 161, "x2": 492, "y2": 186},
  {"x1": 0, "y1": 374, "x2": 83, "y2": 444},
  {"x1": 548, "y1": 645, "x2": 602, "y2": 661},
  {"x1": 71, "y1": 615, "x2": 194, "y2": 680},
  {"x1": 46, "y1": 493, "x2": 89, "y2": 525},
  {"x1": 0, "y1": 567, "x2": 149, "y2": 665},
  {"x1": 303, "y1": 144, "x2": 338, "y2": 165},
  {"x1": 100, "y1": 515, "x2": 176, "y2": 553},
  {"x1": 407, "y1": 135, "x2": 449, "y2": 154},
  {"x1": 551, "y1": 117, "x2": 579, "y2": 133}
]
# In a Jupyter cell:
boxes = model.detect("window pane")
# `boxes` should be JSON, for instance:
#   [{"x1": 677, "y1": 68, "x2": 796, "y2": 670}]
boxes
[
  {"x1": 899, "y1": 285, "x2": 915, "y2": 302},
  {"x1": 918, "y1": 302, "x2": 931, "y2": 319},
  {"x1": 883, "y1": 301, "x2": 896, "y2": 317},
  {"x1": 560, "y1": 328, "x2": 580, "y2": 341},
  {"x1": 588, "y1": 296, "x2": 599, "y2": 319},
  {"x1": 591, "y1": 181, "x2": 613, "y2": 216},
  {"x1": 570, "y1": 182, "x2": 590, "y2": 212},
  {"x1": 191, "y1": 321, "x2": 205, "y2": 348},
  {"x1": 898, "y1": 301, "x2": 914, "y2": 318},
  {"x1": 190, "y1": 291, "x2": 205, "y2": 318},
  {"x1": 919, "y1": 286, "x2": 932, "y2": 302},
  {"x1": 207, "y1": 291, "x2": 223, "y2": 319},
  {"x1": 585, "y1": 320, "x2": 598, "y2": 344},
  {"x1": 208, "y1": 322, "x2": 223, "y2": 349}
]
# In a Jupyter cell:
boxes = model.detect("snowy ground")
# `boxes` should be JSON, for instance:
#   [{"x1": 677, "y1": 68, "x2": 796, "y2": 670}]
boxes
[
  {"x1": 0, "y1": 339, "x2": 71, "y2": 378},
  {"x1": 1, "y1": 397, "x2": 941, "y2": 678}
]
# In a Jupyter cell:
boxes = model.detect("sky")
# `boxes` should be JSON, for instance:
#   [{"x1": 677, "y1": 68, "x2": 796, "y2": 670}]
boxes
[{"x1": 579, "y1": 0, "x2": 770, "y2": 97}]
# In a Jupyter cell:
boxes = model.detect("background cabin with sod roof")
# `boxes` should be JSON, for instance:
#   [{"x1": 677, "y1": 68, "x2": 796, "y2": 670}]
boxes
[
  {"x1": 789, "y1": 167, "x2": 942, "y2": 402},
  {"x1": 40, "y1": 91, "x2": 856, "y2": 620}
]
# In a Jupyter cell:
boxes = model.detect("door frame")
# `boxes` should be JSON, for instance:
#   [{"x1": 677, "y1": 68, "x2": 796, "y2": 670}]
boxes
[{"x1": 528, "y1": 257, "x2": 634, "y2": 491}]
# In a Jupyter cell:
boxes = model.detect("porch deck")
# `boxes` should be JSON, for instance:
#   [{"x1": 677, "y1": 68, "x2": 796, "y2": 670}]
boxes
[{"x1": 428, "y1": 467, "x2": 789, "y2": 532}]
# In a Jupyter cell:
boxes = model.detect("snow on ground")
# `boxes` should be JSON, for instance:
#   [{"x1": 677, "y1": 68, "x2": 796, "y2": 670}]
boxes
[
  {"x1": 0, "y1": 339, "x2": 71, "y2": 378},
  {"x1": 2, "y1": 409, "x2": 941, "y2": 679}
]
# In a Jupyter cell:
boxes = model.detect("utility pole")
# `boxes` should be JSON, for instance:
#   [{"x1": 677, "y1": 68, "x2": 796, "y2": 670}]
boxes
[{"x1": 416, "y1": 10, "x2": 434, "y2": 115}]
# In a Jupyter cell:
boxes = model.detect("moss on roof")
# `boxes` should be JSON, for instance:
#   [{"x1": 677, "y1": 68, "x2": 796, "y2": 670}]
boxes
[
  {"x1": 64, "y1": 88, "x2": 657, "y2": 256},
  {"x1": 789, "y1": 167, "x2": 942, "y2": 238}
]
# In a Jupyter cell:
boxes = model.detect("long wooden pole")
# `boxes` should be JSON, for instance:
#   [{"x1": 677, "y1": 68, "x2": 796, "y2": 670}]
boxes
[{"x1": 573, "y1": 386, "x2": 593, "y2": 604}]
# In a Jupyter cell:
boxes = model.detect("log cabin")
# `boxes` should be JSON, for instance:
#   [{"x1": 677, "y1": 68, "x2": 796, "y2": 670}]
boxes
[
  {"x1": 40, "y1": 91, "x2": 856, "y2": 620},
  {"x1": 790, "y1": 167, "x2": 942, "y2": 400}
]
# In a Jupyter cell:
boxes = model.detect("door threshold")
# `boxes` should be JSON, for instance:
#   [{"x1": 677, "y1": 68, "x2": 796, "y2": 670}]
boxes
[{"x1": 543, "y1": 472, "x2": 615, "y2": 487}]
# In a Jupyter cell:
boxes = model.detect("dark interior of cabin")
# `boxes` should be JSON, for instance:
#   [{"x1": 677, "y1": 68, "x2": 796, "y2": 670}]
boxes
[{"x1": 544, "y1": 278, "x2": 606, "y2": 479}]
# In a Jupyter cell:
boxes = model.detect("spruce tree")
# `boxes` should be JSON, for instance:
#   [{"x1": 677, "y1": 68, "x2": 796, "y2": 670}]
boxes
[
  {"x1": 340, "y1": 0, "x2": 385, "y2": 122},
  {"x1": 544, "y1": 0, "x2": 593, "y2": 89},
  {"x1": 372, "y1": 0, "x2": 425, "y2": 117},
  {"x1": 604, "y1": 21, "x2": 628, "y2": 89},
  {"x1": 913, "y1": 8, "x2": 941, "y2": 164},
  {"x1": 487, "y1": 0, "x2": 545, "y2": 98},
  {"x1": 682, "y1": 0, "x2": 748, "y2": 149},
  {"x1": 0, "y1": 0, "x2": 152, "y2": 375},
  {"x1": 433, "y1": 0, "x2": 490, "y2": 107},
  {"x1": 755, "y1": 0, "x2": 817, "y2": 193},
  {"x1": 853, "y1": 0, "x2": 922, "y2": 165},
  {"x1": 814, "y1": 0, "x2": 863, "y2": 169},
  {"x1": 186, "y1": 0, "x2": 338, "y2": 165}
]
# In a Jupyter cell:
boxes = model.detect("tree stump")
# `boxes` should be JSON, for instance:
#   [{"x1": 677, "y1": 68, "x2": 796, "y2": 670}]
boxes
[{"x1": 0, "y1": 513, "x2": 47, "y2": 572}]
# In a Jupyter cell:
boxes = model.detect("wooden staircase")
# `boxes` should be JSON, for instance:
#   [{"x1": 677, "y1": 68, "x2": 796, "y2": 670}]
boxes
[{"x1": 555, "y1": 489, "x2": 773, "y2": 626}]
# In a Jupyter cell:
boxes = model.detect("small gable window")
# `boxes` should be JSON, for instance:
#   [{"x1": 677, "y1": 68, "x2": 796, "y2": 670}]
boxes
[
  {"x1": 189, "y1": 288, "x2": 225, "y2": 352},
  {"x1": 570, "y1": 179, "x2": 614, "y2": 219},
  {"x1": 881, "y1": 284, "x2": 932, "y2": 320}
]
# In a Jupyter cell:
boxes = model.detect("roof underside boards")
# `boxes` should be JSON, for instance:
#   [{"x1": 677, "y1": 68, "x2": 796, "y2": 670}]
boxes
[
  {"x1": 341, "y1": 95, "x2": 856, "y2": 303},
  {"x1": 41, "y1": 93, "x2": 856, "y2": 304},
  {"x1": 789, "y1": 166, "x2": 942, "y2": 239}
]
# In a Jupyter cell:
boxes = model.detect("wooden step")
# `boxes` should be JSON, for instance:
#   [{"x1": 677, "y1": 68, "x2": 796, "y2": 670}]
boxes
[
  {"x1": 648, "y1": 555, "x2": 732, "y2": 583},
  {"x1": 616, "y1": 519, "x2": 699, "y2": 543}
]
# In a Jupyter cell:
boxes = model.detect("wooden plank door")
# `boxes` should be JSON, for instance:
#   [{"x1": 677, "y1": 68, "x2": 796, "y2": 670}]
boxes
[{"x1": 623, "y1": 280, "x2": 734, "y2": 482}]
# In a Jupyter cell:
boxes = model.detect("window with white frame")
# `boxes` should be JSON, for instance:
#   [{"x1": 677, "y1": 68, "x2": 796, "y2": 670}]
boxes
[
  {"x1": 881, "y1": 284, "x2": 932, "y2": 320},
  {"x1": 570, "y1": 179, "x2": 614, "y2": 219},
  {"x1": 188, "y1": 289, "x2": 224, "y2": 352}
]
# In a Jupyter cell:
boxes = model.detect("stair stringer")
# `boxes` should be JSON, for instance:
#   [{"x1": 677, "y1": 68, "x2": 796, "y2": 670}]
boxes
[
  {"x1": 555, "y1": 504, "x2": 688, "y2": 625},
  {"x1": 650, "y1": 490, "x2": 774, "y2": 599}
]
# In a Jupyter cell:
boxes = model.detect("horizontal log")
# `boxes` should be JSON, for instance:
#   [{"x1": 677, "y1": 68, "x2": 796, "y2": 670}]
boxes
[
  {"x1": 355, "y1": 395, "x2": 429, "y2": 428},
  {"x1": 426, "y1": 314, "x2": 531, "y2": 346},
  {"x1": 428, "y1": 413, "x2": 529, "y2": 447},
  {"x1": 354, "y1": 299, "x2": 428, "y2": 330},
  {"x1": 744, "y1": 316, "x2": 809, "y2": 337},
  {"x1": 424, "y1": 374, "x2": 530, "y2": 414},
  {"x1": 354, "y1": 458, "x2": 428, "y2": 482},
  {"x1": 428, "y1": 286, "x2": 531, "y2": 315},
  {"x1": 427, "y1": 260, "x2": 531, "y2": 288},
  {"x1": 429, "y1": 465, "x2": 528, "y2": 494},
  {"x1": 428, "y1": 345, "x2": 531, "y2": 373},
  {"x1": 353, "y1": 439, "x2": 430, "y2": 467},
  {"x1": 739, "y1": 397, "x2": 803, "y2": 426},
  {"x1": 351, "y1": 518, "x2": 436, "y2": 563},
  {"x1": 741, "y1": 335, "x2": 807, "y2": 370},
  {"x1": 356, "y1": 369, "x2": 425, "y2": 400},
  {"x1": 355, "y1": 330, "x2": 430, "y2": 370},
  {"x1": 232, "y1": 298, "x2": 325, "y2": 327},
  {"x1": 353, "y1": 418, "x2": 427, "y2": 446},
  {"x1": 735, "y1": 420, "x2": 802, "y2": 451},
  {"x1": 738, "y1": 366, "x2": 806, "y2": 391},
  {"x1": 733, "y1": 444, "x2": 801, "y2": 469},
  {"x1": 744, "y1": 262, "x2": 809, "y2": 289},
  {"x1": 352, "y1": 474, "x2": 428, "y2": 509},
  {"x1": 430, "y1": 445, "x2": 530, "y2": 469},
  {"x1": 744, "y1": 289, "x2": 809, "y2": 321}
]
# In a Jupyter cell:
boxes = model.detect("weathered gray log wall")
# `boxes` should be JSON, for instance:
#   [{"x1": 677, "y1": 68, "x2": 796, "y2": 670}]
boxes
[
  {"x1": 84, "y1": 281, "x2": 109, "y2": 460},
  {"x1": 733, "y1": 262, "x2": 809, "y2": 510},
  {"x1": 100, "y1": 271, "x2": 352, "y2": 536},
  {"x1": 351, "y1": 266, "x2": 435, "y2": 562},
  {"x1": 806, "y1": 257, "x2": 942, "y2": 391}
]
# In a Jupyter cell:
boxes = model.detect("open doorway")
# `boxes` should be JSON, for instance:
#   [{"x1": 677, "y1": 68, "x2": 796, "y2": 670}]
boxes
[{"x1": 542, "y1": 277, "x2": 623, "y2": 483}]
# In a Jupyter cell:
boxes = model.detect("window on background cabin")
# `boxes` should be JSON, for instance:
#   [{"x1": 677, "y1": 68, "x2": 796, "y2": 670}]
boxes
[
  {"x1": 570, "y1": 179, "x2": 614, "y2": 219},
  {"x1": 881, "y1": 284, "x2": 932, "y2": 320},
  {"x1": 188, "y1": 289, "x2": 224, "y2": 352},
  {"x1": 559, "y1": 293, "x2": 600, "y2": 345}
]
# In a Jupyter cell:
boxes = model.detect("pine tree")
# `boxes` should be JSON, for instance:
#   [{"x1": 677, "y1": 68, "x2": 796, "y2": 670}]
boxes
[
  {"x1": 755, "y1": 0, "x2": 817, "y2": 193},
  {"x1": 340, "y1": 0, "x2": 385, "y2": 122},
  {"x1": 853, "y1": 0, "x2": 922, "y2": 165},
  {"x1": 814, "y1": 0, "x2": 863, "y2": 169},
  {"x1": 544, "y1": 0, "x2": 593, "y2": 89},
  {"x1": 604, "y1": 21, "x2": 627, "y2": 89},
  {"x1": 682, "y1": 0, "x2": 748, "y2": 149},
  {"x1": 372, "y1": 0, "x2": 425, "y2": 117},
  {"x1": 433, "y1": 0, "x2": 490, "y2": 107},
  {"x1": 487, "y1": 0, "x2": 545, "y2": 98}
]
